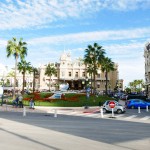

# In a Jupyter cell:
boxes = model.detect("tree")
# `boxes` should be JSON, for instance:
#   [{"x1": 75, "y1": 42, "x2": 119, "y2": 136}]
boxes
[
  {"x1": 6, "y1": 37, "x2": 27, "y2": 98},
  {"x1": 86, "y1": 64, "x2": 94, "y2": 85},
  {"x1": 32, "y1": 67, "x2": 39, "y2": 93},
  {"x1": 128, "y1": 79, "x2": 145, "y2": 93},
  {"x1": 45, "y1": 63, "x2": 57, "y2": 91},
  {"x1": 17, "y1": 60, "x2": 32, "y2": 94},
  {"x1": 84, "y1": 43, "x2": 105, "y2": 93},
  {"x1": 101, "y1": 57, "x2": 115, "y2": 95}
]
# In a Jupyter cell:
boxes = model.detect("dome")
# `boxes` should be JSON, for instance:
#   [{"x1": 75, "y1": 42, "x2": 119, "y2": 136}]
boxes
[{"x1": 60, "y1": 52, "x2": 71, "y2": 61}]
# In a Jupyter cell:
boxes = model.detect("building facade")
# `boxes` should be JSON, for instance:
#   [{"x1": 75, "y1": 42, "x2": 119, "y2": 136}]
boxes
[
  {"x1": 39, "y1": 52, "x2": 121, "y2": 92},
  {"x1": 0, "y1": 52, "x2": 122, "y2": 92},
  {"x1": 144, "y1": 42, "x2": 150, "y2": 97}
]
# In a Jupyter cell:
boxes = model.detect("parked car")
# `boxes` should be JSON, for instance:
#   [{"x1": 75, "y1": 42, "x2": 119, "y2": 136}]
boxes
[
  {"x1": 102, "y1": 100, "x2": 126, "y2": 114},
  {"x1": 126, "y1": 99, "x2": 150, "y2": 109},
  {"x1": 120, "y1": 94, "x2": 128, "y2": 100},
  {"x1": 145, "y1": 98, "x2": 150, "y2": 102}
]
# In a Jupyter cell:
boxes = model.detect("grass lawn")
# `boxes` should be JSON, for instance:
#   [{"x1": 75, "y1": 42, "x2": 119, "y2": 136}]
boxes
[
  {"x1": 22, "y1": 92, "x2": 116, "y2": 107},
  {"x1": 1, "y1": 92, "x2": 116, "y2": 107}
]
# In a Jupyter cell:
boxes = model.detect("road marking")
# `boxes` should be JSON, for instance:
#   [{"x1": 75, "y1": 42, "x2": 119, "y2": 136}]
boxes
[
  {"x1": 49, "y1": 111, "x2": 150, "y2": 123},
  {"x1": 140, "y1": 116, "x2": 150, "y2": 120},
  {"x1": 115, "y1": 114, "x2": 125, "y2": 118},
  {"x1": 84, "y1": 113, "x2": 100, "y2": 118},
  {"x1": 124, "y1": 115, "x2": 137, "y2": 120}
]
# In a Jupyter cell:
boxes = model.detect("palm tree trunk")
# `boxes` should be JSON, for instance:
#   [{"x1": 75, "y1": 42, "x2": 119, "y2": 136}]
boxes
[
  {"x1": 105, "y1": 71, "x2": 108, "y2": 95},
  {"x1": 33, "y1": 70, "x2": 35, "y2": 93},
  {"x1": 22, "y1": 72, "x2": 25, "y2": 94},
  {"x1": 49, "y1": 77, "x2": 51, "y2": 91},
  {"x1": 93, "y1": 62, "x2": 96, "y2": 94},
  {"x1": 13, "y1": 57, "x2": 17, "y2": 99},
  {"x1": 93, "y1": 72, "x2": 96, "y2": 94}
]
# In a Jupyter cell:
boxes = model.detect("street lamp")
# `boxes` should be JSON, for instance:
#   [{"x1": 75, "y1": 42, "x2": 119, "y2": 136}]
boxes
[
  {"x1": 82, "y1": 80, "x2": 85, "y2": 89},
  {"x1": 85, "y1": 77, "x2": 91, "y2": 109}
]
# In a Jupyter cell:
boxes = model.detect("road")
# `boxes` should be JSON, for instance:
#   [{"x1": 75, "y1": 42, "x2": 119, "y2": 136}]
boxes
[{"x1": 0, "y1": 111, "x2": 149, "y2": 150}]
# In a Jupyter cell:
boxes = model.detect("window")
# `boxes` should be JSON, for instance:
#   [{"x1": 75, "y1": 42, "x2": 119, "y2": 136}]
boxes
[
  {"x1": 55, "y1": 73, "x2": 57, "y2": 77},
  {"x1": 69, "y1": 72, "x2": 72, "y2": 77},
  {"x1": 75, "y1": 72, "x2": 78, "y2": 77},
  {"x1": 82, "y1": 72, "x2": 85, "y2": 77},
  {"x1": 97, "y1": 74, "x2": 100, "y2": 78},
  {"x1": 62, "y1": 72, "x2": 65, "y2": 77}
]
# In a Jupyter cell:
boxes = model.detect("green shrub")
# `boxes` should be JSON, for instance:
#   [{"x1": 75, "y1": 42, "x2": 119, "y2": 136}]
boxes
[{"x1": 22, "y1": 92, "x2": 115, "y2": 107}]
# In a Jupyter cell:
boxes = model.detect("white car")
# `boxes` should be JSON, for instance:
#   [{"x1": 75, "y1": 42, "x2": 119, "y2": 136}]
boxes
[{"x1": 102, "y1": 100, "x2": 126, "y2": 114}]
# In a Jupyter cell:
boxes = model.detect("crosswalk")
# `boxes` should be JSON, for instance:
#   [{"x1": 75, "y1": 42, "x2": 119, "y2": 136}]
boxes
[
  {"x1": 0, "y1": 105, "x2": 149, "y2": 123},
  {"x1": 51, "y1": 110, "x2": 150, "y2": 123}
]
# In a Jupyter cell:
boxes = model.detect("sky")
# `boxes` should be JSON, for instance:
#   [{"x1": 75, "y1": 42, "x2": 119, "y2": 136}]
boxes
[{"x1": 0, "y1": 0, "x2": 150, "y2": 87}]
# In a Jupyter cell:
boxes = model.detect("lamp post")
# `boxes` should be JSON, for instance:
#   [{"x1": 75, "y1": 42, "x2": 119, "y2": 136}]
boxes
[
  {"x1": 71, "y1": 79, "x2": 74, "y2": 89},
  {"x1": 85, "y1": 77, "x2": 91, "y2": 109}
]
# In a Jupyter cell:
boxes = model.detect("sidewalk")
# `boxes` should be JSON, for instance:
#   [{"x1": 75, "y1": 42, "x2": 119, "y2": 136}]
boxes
[{"x1": 0, "y1": 104, "x2": 100, "y2": 114}]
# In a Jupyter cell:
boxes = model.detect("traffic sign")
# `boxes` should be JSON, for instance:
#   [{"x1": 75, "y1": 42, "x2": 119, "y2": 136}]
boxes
[{"x1": 109, "y1": 101, "x2": 116, "y2": 108}]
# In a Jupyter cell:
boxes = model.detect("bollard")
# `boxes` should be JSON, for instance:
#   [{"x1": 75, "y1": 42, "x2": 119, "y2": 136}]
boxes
[
  {"x1": 100, "y1": 107, "x2": 104, "y2": 118},
  {"x1": 112, "y1": 108, "x2": 114, "y2": 117},
  {"x1": 23, "y1": 107, "x2": 26, "y2": 116},
  {"x1": 146, "y1": 105, "x2": 149, "y2": 112},
  {"x1": 54, "y1": 109, "x2": 57, "y2": 118},
  {"x1": 138, "y1": 106, "x2": 141, "y2": 113}
]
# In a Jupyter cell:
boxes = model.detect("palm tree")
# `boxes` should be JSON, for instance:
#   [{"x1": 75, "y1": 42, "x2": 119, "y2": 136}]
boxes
[
  {"x1": 45, "y1": 63, "x2": 57, "y2": 91},
  {"x1": 129, "y1": 82, "x2": 134, "y2": 92},
  {"x1": 86, "y1": 64, "x2": 94, "y2": 88},
  {"x1": 84, "y1": 43, "x2": 105, "y2": 93},
  {"x1": 17, "y1": 60, "x2": 32, "y2": 94},
  {"x1": 32, "y1": 67, "x2": 39, "y2": 93},
  {"x1": 101, "y1": 57, "x2": 115, "y2": 95},
  {"x1": 6, "y1": 37, "x2": 27, "y2": 98}
]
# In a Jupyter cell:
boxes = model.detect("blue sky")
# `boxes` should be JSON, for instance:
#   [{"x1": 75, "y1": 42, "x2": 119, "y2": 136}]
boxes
[{"x1": 0, "y1": 0, "x2": 150, "y2": 87}]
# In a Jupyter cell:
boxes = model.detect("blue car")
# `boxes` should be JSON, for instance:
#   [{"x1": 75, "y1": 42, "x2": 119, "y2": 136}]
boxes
[{"x1": 126, "y1": 99, "x2": 150, "y2": 109}]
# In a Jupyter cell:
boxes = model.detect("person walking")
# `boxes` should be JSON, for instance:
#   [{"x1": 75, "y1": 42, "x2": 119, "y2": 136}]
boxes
[
  {"x1": 29, "y1": 98, "x2": 35, "y2": 109},
  {"x1": 18, "y1": 93, "x2": 23, "y2": 108}
]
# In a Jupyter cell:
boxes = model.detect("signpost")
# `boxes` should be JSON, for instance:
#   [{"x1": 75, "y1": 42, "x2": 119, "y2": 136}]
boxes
[{"x1": 109, "y1": 101, "x2": 116, "y2": 118}]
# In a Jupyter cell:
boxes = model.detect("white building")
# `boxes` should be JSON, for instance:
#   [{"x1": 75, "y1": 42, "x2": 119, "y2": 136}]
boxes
[
  {"x1": 144, "y1": 42, "x2": 150, "y2": 97},
  {"x1": 39, "y1": 52, "x2": 120, "y2": 92},
  {"x1": 0, "y1": 52, "x2": 121, "y2": 92}
]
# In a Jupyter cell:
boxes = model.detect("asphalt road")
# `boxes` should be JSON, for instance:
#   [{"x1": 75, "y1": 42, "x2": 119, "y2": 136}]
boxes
[{"x1": 0, "y1": 111, "x2": 150, "y2": 150}]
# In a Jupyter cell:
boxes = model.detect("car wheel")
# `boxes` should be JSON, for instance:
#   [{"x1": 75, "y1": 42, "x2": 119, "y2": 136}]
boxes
[
  {"x1": 103, "y1": 108, "x2": 107, "y2": 113},
  {"x1": 131, "y1": 105, "x2": 135, "y2": 109},
  {"x1": 117, "y1": 109, "x2": 122, "y2": 114}
]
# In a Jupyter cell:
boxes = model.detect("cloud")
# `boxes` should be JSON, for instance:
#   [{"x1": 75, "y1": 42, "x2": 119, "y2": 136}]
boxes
[
  {"x1": 28, "y1": 27, "x2": 150, "y2": 45},
  {"x1": 0, "y1": 0, "x2": 149, "y2": 30},
  {"x1": 102, "y1": 0, "x2": 150, "y2": 11},
  {"x1": 0, "y1": 39, "x2": 7, "y2": 47},
  {"x1": 105, "y1": 42, "x2": 145, "y2": 58},
  {"x1": 0, "y1": 0, "x2": 101, "y2": 30}
]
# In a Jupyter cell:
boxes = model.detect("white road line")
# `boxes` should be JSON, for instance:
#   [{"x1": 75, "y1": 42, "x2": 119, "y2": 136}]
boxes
[
  {"x1": 83, "y1": 113, "x2": 100, "y2": 117},
  {"x1": 124, "y1": 115, "x2": 137, "y2": 120},
  {"x1": 140, "y1": 116, "x2": 150, "y2": 120},
  {"x1": 115, "y1": 114, "x2": 125, "y2": 118}
]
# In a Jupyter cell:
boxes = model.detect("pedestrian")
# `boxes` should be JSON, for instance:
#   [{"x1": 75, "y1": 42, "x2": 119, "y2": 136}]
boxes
[
  {"x1": 18, "y1": 93, "x2": 23, "y2": 108},
  {"x1": 29, "y1": 98, "x2": 35, "y2": 109}
]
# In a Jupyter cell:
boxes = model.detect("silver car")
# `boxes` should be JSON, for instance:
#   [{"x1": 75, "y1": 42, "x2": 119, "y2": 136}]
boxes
[{"x1": 102, "y1": 100, "x2": 126, "y2": 114}]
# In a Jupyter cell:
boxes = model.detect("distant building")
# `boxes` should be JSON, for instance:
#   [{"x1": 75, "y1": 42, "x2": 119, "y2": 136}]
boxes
[
  {"x1": 39, "y1": 52, "x2": 120, "y2": 92},
  {"x1": 0, "y1": 52, "x2": 122, "y2": 92},
  {"x1": 144, "y1": 42, "x2": 150, "y2": 97}
]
